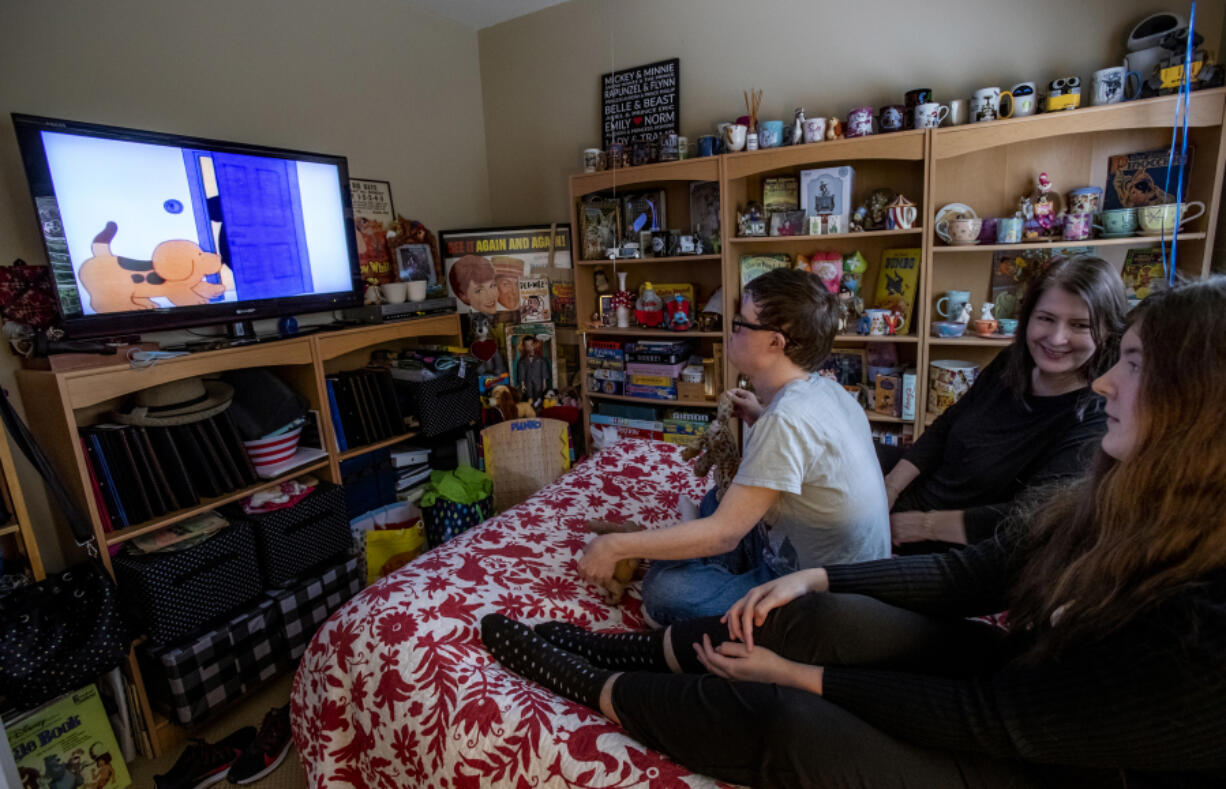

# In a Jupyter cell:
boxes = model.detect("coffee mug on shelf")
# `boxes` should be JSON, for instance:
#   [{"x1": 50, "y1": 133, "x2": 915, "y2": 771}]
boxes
[
  {"x1": 697, "y1": 135, "x2": 719, "y2": 157},
  {"x1": 996, "y1": 216, "x2": 1024, "y2": 244},
  {"x1": 1062, "y1": 212, "x2": 1094, "y2": 241},
  {"x1": 406, "y1": 280, "x2": 428, "y2": 302},
  {"x1": 928, "y1": 359, "x2": 979, "y2": 415},
  {"x1": 1010, "y1": 82, "x2": 1038, "y2": 117},
  {"x1": 801, "y1": 116, "x2": 828, "y2": 143},
  {"x1": 1092, "y1": 66, "x2": 1142, "y2": 105},
  {"x1": 947, "y1": 98, "x2": 968, "y2": 126},
  {"x1": 723, "y1": 123, "x2": 748, "y2": 152},
  {"x1": 381, "y1": 282, "x2": 408, "y2": 304},
  {"x1": 1067, "y1": 187, "x2": 1103, "y2": 216},
  {"x1": 865, "y1": 308, "x2": 891, "y2": 336},
  {"x1": 970, "y1": 87, "x2": 1013, "y2": 122},
  {"x1": 846, "y1": 107, "x2": 875, "y2": 138},
  {"x1": 1137, "y1": 201, "x2": 1206, "y2": 234},
  {"x1": 759, "y1": 120, "x2": 784, "y2": 148},
  {"x1": 879, "y1": 105, "x2": 905, "y2": 132},
  {"x1": 903, "y1": 88, "x2": 932, "y2": 128},
  {"x1": 582, "y1": 148, "x2": 604, "y2": 173},
  {"x1": 935, "y1": 290, "x2": 972, "y2": 320},
  {"x1": 913, "y1": 102, "x2": 949, "y2": 128},
  {"x1": 936, "y1": 217, "x2": 982, "y2": 245}
]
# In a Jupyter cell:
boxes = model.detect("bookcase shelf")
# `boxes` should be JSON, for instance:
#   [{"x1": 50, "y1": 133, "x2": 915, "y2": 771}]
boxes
[
  {"x1": 575, "y1": 254, "x2": 721, "y2": 266},
  {"x1": 730, "y1": 227, "x2": 923, "y2": 245},
  {"x1": 586, "y1": 391, "x2": 718, "y2": 408},
  {"x1": 15, "y1": 313, "x2": 461, "y2": 757},
  {"x1": 933, "y1": 232, "x2": 1206, "y2": 253},
  {"x1": 337, "y1": 429, "x2": 421, "y2": 462}
]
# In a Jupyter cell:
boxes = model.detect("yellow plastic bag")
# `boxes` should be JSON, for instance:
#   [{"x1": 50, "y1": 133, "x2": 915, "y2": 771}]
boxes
[{"x1": 365, "y1": 524, "x2": 426, "y2": 585}]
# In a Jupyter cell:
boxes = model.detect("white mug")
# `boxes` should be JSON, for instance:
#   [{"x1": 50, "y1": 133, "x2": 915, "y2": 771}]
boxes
[
  {"x1": 1010, "y1": 82, "x2": 1038, "y2": 117},
  {"x1": 802, "y1": 116, "x2": 827, "y2": 143},
  {"x1": 724, "y1": 123, "x2": 748, "y2": 152},
  {"x1": 1092, "y1": 66, "x2": 1142, "y2": 105},
  {"x1": 947, "y1": 98, "x2": 968, "y2": 126},
  {"x1": 407, "y1": 280, "x2": 428, "y2": 302},
  {"x1": 913, "y1": 102, "x2": 949, "y2": 128},
  {"x1": 970, "y1": 87, "x2": 1013, "y2": 123},
  {"x1": 380, "y1": 282, "x2": 408, "y2": 304}
]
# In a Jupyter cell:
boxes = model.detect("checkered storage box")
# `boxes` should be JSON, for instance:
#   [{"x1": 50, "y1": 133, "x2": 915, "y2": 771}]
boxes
[
  {"x1": 141, "y1": 598, "x2": 287, "y2": 726},
  {"x1": 226, "y1": 482, "x2": 352, "y2": 588},
  {"x1": 113, "y1": 521, "x2": 264, "y2": 646},
  {"x1": 268, "y1": 555, "x2": 362, "y2": 660}
]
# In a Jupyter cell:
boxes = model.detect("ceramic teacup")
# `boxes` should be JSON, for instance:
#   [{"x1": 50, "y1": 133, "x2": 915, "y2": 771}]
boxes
[
  {"x1": 1010, "y1": 82, "x2": 1038, "y2": 117},
  {"x1": 582, "y1": 148, "x2": 604, "y2": 173},
  {"x1": 913, "y1": 102, "x2": 949, "y2": 128},
  {"x1": 936, "y1": 217, "x2": 982, "y2": 245},
  {"x1": 723, "y1": 124, "x2": 748, "y2": 152},
  {"x1": 972, "y1": 318, "x2": 998, "y2": 336},
  {"x1": 802, "y1": 116, "x2": 827, "y2": 143},
  {"x1": 997, "y1": 318, "x2": 1019, "y2": 336},
  {"x1": 864, "y1": 308, "x2": 891, "y2": 336},
  {"x1": 846, "y1": 107, "x2": 875, "y2": 138},
  {"x1": 879, "y1": 105, "x2": 905, "y2": 132},
  {"x1": 1063, "y1": 212, "x2": 1094, "y2": 241},
  {"x1": 1092, "y1": 66, "x2": 1142, "y2": 106},
  {"x1": 1067, "y1": 187, "x2": 1103, "y2": 216},
  {"x1": 1138, "y1": 201, "x2": 1206, "y2": 235},
  {"x1": 407, "y1": 280, "x2": 428, "y2": 302},
  {"x1": 1095, "y1": 207, "x2": 1138, "y2": 236},
  {"x1": 380, "y1": 282, "x2": 408, "y2": 304}
]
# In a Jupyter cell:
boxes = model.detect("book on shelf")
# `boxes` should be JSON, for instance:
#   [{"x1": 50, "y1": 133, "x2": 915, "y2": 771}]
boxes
[
  {"x1": 517, "y1": 277, "x2": 552, "y2": 322},
  {"x1": 872, "y1": 248, "x2": 921, "y2": 334},
  {"x1": 1121, "y1": 247, "x2": 1167, "y2": 300},
  {"x1": 740, "y1": 253, "x2": 791, "y2": 287},
  {"x1": 1103, "y1": 148, "x2": 1193, "y2": 211},
  {"x1": 7, "y1": 683, "x2": 133, "y2": 788},
  {"x1": 763, "y1": 176, "x2": 800, "y2": 213}
]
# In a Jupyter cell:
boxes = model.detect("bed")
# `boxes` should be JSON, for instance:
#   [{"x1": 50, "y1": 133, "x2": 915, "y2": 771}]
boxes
[{"x1": 291, "y1": 439, "x2": 735, "y2": 788}]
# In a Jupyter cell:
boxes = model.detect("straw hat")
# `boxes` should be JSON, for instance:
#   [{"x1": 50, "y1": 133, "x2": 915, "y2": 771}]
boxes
[{"x1": 113, "y1": 377, "x2": 233, "y2": 426}]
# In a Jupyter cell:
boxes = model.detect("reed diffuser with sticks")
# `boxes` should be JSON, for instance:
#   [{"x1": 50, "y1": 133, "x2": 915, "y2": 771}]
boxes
[{"x1": 744, "y1": 88, "x2": 763, "y2": 150}]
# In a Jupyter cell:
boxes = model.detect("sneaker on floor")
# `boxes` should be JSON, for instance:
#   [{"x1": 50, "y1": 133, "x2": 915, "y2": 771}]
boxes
[
  {"x1": 155, "y1": 727, "x2": 255, "y2": 789},
  {"x1": 228, "y1": 704, "x2": 292, "y2": 784}
]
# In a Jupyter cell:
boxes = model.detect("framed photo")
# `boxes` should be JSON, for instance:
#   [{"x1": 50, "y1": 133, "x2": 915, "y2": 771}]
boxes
[
  {"x1": 349, "y1": 178, "x2": 396, "y2": 285},
  {"x1": 598, "y1": 293, "x2": 615, "y2": 317},
  {"x1": 769, "y1": 210, "x2": 807, "y2": 237},
  {"x1": 818, "y1": 348, "x2": 866, "y2": 387},
  {"x1": 438, "y1": 225, "x2": 572, "y2": 315},
  {"x1": 394, "y1": 243, "x2": 436, "y2": 283}
]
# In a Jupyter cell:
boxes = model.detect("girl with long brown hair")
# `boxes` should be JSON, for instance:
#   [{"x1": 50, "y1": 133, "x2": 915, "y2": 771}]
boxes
[{"x1": 482, "y1": 278, "x2": 1226, "y2": 787}]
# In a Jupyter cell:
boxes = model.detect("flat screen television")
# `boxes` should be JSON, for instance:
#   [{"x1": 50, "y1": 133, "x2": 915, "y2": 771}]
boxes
[{"x1": 12, "y1": 113, "x2": 364, "y2": 339}]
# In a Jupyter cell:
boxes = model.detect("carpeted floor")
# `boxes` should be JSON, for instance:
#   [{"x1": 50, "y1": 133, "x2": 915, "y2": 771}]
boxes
[{"x1": 127, "y1": 672, "x2": 305, "y2": 788}]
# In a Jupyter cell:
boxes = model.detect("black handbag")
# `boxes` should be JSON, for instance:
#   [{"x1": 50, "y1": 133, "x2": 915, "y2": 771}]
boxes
[{"x1": 0, "y1": 388, "x2": 131, "y2": 710}]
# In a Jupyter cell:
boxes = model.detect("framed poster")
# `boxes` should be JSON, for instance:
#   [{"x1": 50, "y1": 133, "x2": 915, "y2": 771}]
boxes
[
  {"x1": 349, "y1": 178, "x2": 396, "y2": 285},
  {"x1": 438, "y1": 225, "x2": 572, "y2": 316},
  {"x1": 601, "y1": 58, "x2": 680, "y2": 149}
]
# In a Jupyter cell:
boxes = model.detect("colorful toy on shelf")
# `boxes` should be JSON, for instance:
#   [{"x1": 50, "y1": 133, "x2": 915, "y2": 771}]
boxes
[
  {"x1": 634, "y1": 281, "x2": 665, "y2": 327},
  {"x1": 826, "y1": 118, "x2": 844, "y2": 140},
  {"x1": 737, "y1": 202, "x2": 767, "y2": 237},
  {"x1": 666, "y1": 293, "x2": 692, "y2": 331},
  {"x1": 885, "y1": 310, "x2": 904, "y2": 335},
  {"x1": 808, "y1": 250, "x2": 843, "y2": 294},
  {"x1": 886, "y1": 194, "x2": 918, "y2": 229}
]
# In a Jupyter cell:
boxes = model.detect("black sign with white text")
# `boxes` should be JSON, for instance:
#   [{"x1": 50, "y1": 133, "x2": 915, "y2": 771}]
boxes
[{"x1": 601, "y1": 58, "x2": 679, "y2": 149}]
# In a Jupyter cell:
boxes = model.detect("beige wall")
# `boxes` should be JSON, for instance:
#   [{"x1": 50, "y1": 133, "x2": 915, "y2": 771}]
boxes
[
  {"x1": 479, "y1": 0, "x2": 1225, "y2": 225},
  {"x1": 0, "y1": 0, "x2": 491, "y2": 569}
]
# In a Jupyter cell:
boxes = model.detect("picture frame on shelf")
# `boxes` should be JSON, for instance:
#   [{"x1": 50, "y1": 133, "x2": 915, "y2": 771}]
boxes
[
  {"x1": 394, "y1": 243, "x2": 436, "y2": 285},
  {"x1": 349, "y1": 178, "x2": 396, "y2": 285},
  {"x1": 818, "y1": 348, "x2": 866, "y2": 387}
]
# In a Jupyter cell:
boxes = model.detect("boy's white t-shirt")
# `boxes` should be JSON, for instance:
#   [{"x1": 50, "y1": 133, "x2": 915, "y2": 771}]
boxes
[{"x1": 733, "y1": 374, "x2": 891, "y2": 568}]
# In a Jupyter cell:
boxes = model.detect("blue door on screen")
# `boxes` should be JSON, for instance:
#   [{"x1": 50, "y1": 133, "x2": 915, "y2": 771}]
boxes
[{"x1": 211, "y1": 152, "x2": 314, "y2": 301}]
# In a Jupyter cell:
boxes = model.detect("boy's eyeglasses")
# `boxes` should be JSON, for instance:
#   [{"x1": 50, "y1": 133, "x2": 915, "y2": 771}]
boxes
[{"x1": 732, "y1": 318, "x2": 791, "y2": 343}]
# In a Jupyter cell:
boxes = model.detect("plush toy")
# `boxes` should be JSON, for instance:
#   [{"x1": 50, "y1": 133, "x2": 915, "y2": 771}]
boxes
[
  {"x1": 491, "y1": 384, "x2": 534, "y2": 420},
  {"x1": 585, "y1": 519, "x2": 644, "y2": 604},
  {"x1": 810, "y1": 251, "x2": 842, "y2": 294},
  {"x1": 681, "y1": 391, "x2": 742, "y2": 500}
]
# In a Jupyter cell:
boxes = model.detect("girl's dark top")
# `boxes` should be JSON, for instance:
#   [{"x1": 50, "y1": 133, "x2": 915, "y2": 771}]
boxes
[
  {"x1": 824, "y1": 538, "x2": 1226, "y2": 785},
  {"x1": 897, "y1": 347, "x2": 1107, "y2": 542}
]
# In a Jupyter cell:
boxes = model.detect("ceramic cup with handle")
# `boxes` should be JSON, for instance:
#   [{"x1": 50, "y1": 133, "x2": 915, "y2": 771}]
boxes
[
  {"x1": 935, "y1": 290, "x2": 972, "y2": 321},
  {"x1": 970, "y1": 87, "x2": 1013, "y2": 123},
  {"x1": 913, "y1": 102, "x2": 949, "y2": 128},
  {"x1": 846, "y1": 107, "x2": 875, "y2": 138},
  {"x1": 802, "y1": 116, "x2": 827, "y2": 143},
  {"x1": 759, "y1": 120, "x2": 784, "y2": 148},
  {"x1": 723, "y1": 123, "x2": 748, "y2": 152},
  {"x1": 996, "y1": 216, "x2": 1024, "y2": 243},
  {"x1": 1092, "y1": 66, "x2": 1142, "y2": 105},
  {"x1": 1063, "y1": 213, "x2": 1094, "y2": 241},
  {"x1": 1010, "y1": 82, "x2": 1038, "y2": 117},
  {"x1": 1137, "y1": 201, "x2": 1206, "y2": 234},
  {"x1": 928, "y1": 359, "x2": 979, "y2": 415},
  {"x1": 879, "y1": 105, "x2": 905, "y2": 132},
  {"x1": 1094, "y1": 207, "x2": 1138, "y2": 236},
  {"x1": 1067, "y1": 187, "x2": 1103, "y2": 216},
  {"x1": 936, "y1": 216, "x2": 982, "y2": 245}
]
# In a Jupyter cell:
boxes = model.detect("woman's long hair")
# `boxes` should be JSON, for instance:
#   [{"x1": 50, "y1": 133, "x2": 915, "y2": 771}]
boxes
[
  {"x1": 1002, "y1": 255, "x2": 1127, "y2": 404},
  {"x1": 1007, "y1": 277, "x2": 1226, "y2": 658}
]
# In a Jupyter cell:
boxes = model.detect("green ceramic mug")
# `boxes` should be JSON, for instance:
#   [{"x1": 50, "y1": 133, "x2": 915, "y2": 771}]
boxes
[{"x1": 1094, "y1": 207, "x2": 1138, "y2": 236}]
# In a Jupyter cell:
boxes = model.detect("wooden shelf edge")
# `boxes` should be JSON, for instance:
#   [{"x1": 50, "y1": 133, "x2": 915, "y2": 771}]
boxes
[
  {"x1": 834, "y1": 334, "x2": 920, "y2": 344},
  {"x1": 575, "y1": 254, "x2": 721, "y2": 265},
  {"x1": 927, "y1": 336, "x2": 1014, "y2": 347},
  {"x1": 570, "y1": 157, "x2": 721, "y2": 193},
  {"x1": 723, "y1": 130, "x2": 927, "y2": 179},
  {"x1": 337, "y1": 430, "x2": 420, "y2": 461},
  {"x1": 579, "y1": 328, "x2": 723, "y2": 338},
  {"x1": 104, "y1": 458, "x2": 331, "y2": 546},
  {"x1": 586, "y1": 391, "x2": 719, "y2": 408},
  {"x1": 933, "y1": 232, "x2": 1207, "y2": 253},
  {"x1": 731, "y1": 228, "x2": 923, "y2": 244},
  {"x1": 866, "y1": 413, "x2": 909, "y2": 424},
  {"x1": 0, "y1": 521, "x2": 19, "y2": 537}
]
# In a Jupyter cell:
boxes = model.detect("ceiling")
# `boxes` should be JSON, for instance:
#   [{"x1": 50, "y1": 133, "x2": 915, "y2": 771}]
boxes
[{"x1": 408, "y1": 0, "x2": 570, "y2": 30}]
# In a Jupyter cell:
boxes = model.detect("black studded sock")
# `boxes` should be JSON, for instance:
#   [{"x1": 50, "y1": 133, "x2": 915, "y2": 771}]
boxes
[
  {"x1": 481, "y1": 614, "x2": 611, "y2": 709},
  {"x1": 534, "y1": 622, "x2": 670, "y2": 671}
]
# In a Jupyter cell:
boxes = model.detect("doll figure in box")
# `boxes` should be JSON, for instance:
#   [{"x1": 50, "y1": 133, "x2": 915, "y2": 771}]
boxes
[
  {"x1": 667, "y1": 293, "x2": 692, "y2": 331},
  {"x1": 1030, "y1": 172, "x2": 1065, "y2": 239}
]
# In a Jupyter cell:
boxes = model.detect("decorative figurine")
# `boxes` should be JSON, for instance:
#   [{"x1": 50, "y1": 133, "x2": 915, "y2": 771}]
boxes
[
  {"x1": 612, "y1": 289, "x2": 634, "y2": 328},
  {"x1": 593, "y1": 266, "x2": 611, "y2": 294},
  {"x1": 980, "y1": 302, "x2": 995, "y2": 320},
  {"x1": 955, "y1": 301, "x2": 973, "y2": 324},
  {"x1": 848, "y1": 204, "x2": 870, "y2": 233},
  {"x1": 788, "y1": 107, "x2": 806, "y2": 146},
  {"x1": 811, "y1": 251, "x2": 843, "y2": 294},
  {"x1": 1030, "y1": 172, "x2": 1065, "y2": 239},
  {"x1": 634, "y1": 281, "x2": 665, "y2": 327},
  {"x1": 886, "y1": 194, "x2": 918, "y2": 229},
  {"x1": 885, "y1": 310, "x2": 904, "y2": 335},
  {"x1": 667, "y1": 293, "x2": 692, "y2": 330},
  {"x1": 826, "y1": 117, "x2": 844, "y2": 140}
]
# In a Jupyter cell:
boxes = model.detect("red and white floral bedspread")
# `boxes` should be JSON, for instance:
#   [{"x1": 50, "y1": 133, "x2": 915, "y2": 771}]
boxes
[{"x1": 292, "y1": 440, "x2": 736, "y2": 788}]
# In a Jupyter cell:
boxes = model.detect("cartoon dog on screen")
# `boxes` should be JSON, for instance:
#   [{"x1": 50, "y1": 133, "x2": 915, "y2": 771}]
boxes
[{"x1": 78, "y1": 221, "x2": 231, "y2": 312}]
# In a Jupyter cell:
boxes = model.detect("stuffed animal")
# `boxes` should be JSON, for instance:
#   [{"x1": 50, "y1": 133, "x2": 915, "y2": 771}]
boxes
[
  {"x1": 491, "y1": 384, "x2": 534, "y2": 421},
  {"x1": 681, "y1": 391, "x2": 742, "y2": 500},
  {"x1": 585, "y1": 519, "x2": 643, "y2": 603}
]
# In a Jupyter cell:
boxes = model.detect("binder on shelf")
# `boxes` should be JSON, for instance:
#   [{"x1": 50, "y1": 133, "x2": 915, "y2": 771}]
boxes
[
  {"x1": 80, "y1": 436, "x2": 115, "y2": 532},
  {"x1": 325, "y1": 378, "x2": 348, "y2": 451},
  {"x1": 148, "y1": 427, "x2": 200, "y2": 510},
  {"x1": 137, "y1": 427, "x2": 181, "y2": 512},
  {"x1": 129, "y1": 425, "x2": 171, "y2": 517}
]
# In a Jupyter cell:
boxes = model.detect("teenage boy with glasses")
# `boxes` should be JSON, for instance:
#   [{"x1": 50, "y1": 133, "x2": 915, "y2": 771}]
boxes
[{"x1": 579, "y1": 268, "x2": 890, "y2": 624}]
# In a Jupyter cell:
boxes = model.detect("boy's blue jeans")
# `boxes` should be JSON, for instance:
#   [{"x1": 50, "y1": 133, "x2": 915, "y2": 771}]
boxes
[{"x1": 641, "y1": 488, "x2": 799, "y2": 626}]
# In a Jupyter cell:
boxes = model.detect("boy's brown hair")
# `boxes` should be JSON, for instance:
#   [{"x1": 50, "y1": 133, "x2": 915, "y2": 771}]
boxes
[{"x1": 744, "y1": 268, "x2": 840, "y2": 371}]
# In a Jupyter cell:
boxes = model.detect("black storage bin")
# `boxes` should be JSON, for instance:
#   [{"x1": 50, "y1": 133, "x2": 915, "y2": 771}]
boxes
[
  {"x1": 113, "y1": 521, "x2": 263, "y2": 646},
  {"x1": 225, "y1": 482, "x2": 352, "y2": 588},
  {"x1": 395, "y1": 365, "x2": 480, "y2": 437},
  {"x1": 339, "y1": 449, "x2": 397, "y2": 518}
]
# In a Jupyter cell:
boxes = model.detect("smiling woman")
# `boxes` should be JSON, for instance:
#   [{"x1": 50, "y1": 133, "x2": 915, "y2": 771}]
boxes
[{"x1": 884, "y1": 255, "x2": 1128, "y2": 551}]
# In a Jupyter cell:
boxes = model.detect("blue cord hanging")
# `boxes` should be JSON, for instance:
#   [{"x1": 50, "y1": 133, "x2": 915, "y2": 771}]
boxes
[{"x1": 1161, "y1": 0, "x2": 1197, "y2": 286}]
